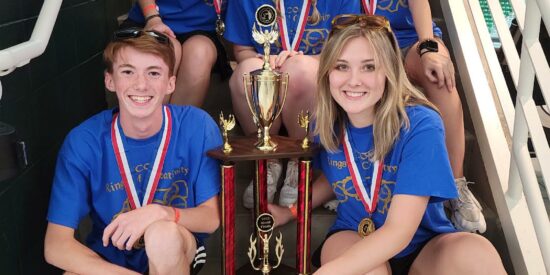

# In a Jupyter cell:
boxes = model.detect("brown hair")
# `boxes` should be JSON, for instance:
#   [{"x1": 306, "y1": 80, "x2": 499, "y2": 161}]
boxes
[
  {"x1": 314, "y1": 23, "x2": 437, "y2": 160},
  {"x1": 103, "y1": 33, "x2": 175, "y2": 76}
]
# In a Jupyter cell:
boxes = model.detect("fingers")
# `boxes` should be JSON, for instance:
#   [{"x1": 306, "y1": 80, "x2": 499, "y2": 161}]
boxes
[{"x1": 102, "y1": 221, "x2": 117, "y2": 247}]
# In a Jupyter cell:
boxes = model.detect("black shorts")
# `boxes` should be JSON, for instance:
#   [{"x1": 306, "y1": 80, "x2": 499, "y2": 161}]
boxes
[
  {"x1": 312, "y1": 229, "x2": 431, "y2": 275},
  {"x1": 119, "y1": 19, "x2": 232, "y2": 80}
]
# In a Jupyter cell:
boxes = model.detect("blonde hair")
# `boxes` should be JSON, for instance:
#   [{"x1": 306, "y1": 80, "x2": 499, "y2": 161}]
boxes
[
  {"x1": 274, "y1": 0, "x2": 321, "y2": 25},
  {"x1": 314, "y1": 24, "x2": 437, "y2": 161}
]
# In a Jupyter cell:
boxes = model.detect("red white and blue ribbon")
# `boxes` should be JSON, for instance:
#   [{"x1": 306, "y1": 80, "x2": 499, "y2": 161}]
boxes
[
  {"x1": 277, "y1": 0, "x2": 311, "y2": 51},
  {"x1": 342, "y1": 126, "x2": 383, "y2": 213},
  {"x1": 111, "y1": 106, "x2": 172, "y2": 209},
  {"x1": 361, "y1": 0, "x2": 378, "y2": 15},
  {"x1": 213, "y1": 0, "x2": 222, "y2": 15}
]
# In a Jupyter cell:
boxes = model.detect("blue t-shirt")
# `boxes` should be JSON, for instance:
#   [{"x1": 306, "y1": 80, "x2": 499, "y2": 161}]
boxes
[
  {"x1": 316, "y1": 105, "x2": 457, "y2": 258},
  {"x1": 224, "y1": 0, "x2": 360, "y2": 55},
  {"x1": 127, "y1": 0, "x2": 219, "y2": 33},
  {"x1": 47, "y1": 105, "x2": 222, "y2": 273},
  {"x1": 367, "y1": 0, "x2": 443, "y2": 48}
]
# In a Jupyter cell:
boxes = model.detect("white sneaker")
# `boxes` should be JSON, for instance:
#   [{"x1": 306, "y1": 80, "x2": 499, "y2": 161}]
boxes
[
  {"x1": 279, "y1": 160, "x2": 299, "y2": 207},
  {"x1": 447, "y1": 177, "x2": 487, "y2": 233},
  {"x1": 323, "y1": 199, "x2": 339, "y2": 212},
  {"x1": 242, "y1": 159, "x2": 282, "y2": 209}
]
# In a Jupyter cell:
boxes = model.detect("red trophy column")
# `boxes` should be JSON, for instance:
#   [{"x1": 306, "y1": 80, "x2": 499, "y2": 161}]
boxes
[
  {"x1": 221, "y1": 163, "x2": 235, "y2": 275},
  {"x1": 296, "y1": 159, "x2": 313, "y2": 274}
]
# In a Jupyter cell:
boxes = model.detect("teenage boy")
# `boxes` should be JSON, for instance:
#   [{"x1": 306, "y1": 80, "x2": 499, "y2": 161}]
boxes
[{"x1": 44, "y1": 29, "x2": 222, "y2": 275}]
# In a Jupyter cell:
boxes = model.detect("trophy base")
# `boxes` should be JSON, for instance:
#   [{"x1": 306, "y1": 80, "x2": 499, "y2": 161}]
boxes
[
  {"x1": 237, "y1": 263, "x2": 297, "y2": 275},
  {"x1": 255, "y1": 139, "x2": 277, "y2": 152}
]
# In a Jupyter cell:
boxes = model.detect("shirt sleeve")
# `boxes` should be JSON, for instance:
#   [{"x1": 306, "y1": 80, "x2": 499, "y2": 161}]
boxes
[
  {"x1": 47, "y1": 132, "x2": 92, "y2": 229},
  {"x1": 393, "y1": 111, "x2": 458, "y2": 202}
]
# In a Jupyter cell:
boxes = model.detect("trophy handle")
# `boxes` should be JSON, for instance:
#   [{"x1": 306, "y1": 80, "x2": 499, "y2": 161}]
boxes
[
  {"x1": 243, "y1": 73, "x2": 260, "y2": 126},
  {"x1": 273, "y1": 73, "x2": 289, "y2": 122}
]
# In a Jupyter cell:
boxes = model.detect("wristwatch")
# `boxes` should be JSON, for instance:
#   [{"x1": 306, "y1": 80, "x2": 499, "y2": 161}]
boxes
[{"x1": 417, "y1": 39, "x2": 438, "y2": 56}]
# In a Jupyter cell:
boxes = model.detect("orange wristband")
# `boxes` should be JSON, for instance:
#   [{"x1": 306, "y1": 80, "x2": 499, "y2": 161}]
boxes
[
  {"x1": 289, "y1": 204, "x2": 298, "y2": 219},
  {"x1": 142, "y1": 3, "x2": 158, "y2": 14},
  {"x1": 172, "y1": 206, "x2": 180, "y2": 223}
]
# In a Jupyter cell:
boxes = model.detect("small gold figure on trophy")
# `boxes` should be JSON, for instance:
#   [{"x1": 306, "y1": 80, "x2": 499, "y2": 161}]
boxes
[
  {"x1": 298, "y1": 110, "x2": 310, "y2": 149},
  {"x1": 247, "y1": 213, "x2": 284, "y2": 275},
  {"x1": 219, "y1": 111, "x2": 235, "y2": 154}
]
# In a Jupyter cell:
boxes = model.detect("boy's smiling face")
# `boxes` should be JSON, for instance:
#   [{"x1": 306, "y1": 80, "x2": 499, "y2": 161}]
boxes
[{"x1": 104, "y1": 46, "x2": 175, "y2": 121}]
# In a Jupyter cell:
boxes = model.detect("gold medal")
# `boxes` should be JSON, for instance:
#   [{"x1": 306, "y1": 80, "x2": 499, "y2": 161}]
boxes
[
  {"x1": 357, "y1": 218, "x2": 375, "y2": 238},
  {"x1": 216, "y1": 17, "x2": 225, "y2": 36}
]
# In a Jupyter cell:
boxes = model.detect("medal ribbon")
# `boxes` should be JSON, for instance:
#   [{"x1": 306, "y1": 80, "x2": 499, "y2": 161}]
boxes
[
  {"x1": 361, "y1": 0, "x2": 378, "y2": 15},
  {"x1": 213, "y1": 0, "x2": 222, "y2": 17},
  {"x1": 277, "y1": 0, "x2": 311, "y2": 51},
  {"x1": 342, "y1": 125, "x2": 383, "y2": 213},
  {"x1": 111, "y1": 106, "x2": 172, "y2": 209}
]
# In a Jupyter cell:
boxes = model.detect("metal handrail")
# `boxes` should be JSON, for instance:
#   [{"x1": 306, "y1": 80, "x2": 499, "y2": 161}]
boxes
[
  {"x1": 0, "y1": 0, "x2": 62, "y2": 100},
  {"x1": 441, "y1": 0, "x2": 549, "y2": 273}
]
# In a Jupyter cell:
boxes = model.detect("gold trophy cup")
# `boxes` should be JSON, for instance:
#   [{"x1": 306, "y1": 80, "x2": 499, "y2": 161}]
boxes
[{"x1": 243, "y1": 4, "x2": 289, "y2": 152}]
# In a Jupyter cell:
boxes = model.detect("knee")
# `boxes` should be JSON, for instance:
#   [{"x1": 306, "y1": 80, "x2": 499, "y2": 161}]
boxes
[
  {"x1": 144, "y1": 220, "x2": 187, "y2": 257},
  {"x1": 439, "y1": 233, "x2": 503, "y2": 272},
  {"x1": 181, "y1": 36, "x2": 217, "y2": 69},
  {"x1": 279, "y1": 56, "x2": 318, "y2": 100},
  {"x1": 229, "y1": 58, "x2": 262, "y2": 95}
]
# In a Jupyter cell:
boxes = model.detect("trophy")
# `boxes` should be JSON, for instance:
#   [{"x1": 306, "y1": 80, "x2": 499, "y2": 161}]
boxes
[
  {"x1": 298, "y1": 110, "x2": 310, "y2": 149},
  {"x1": 219, "y1": 112, "x2": 235, "y2": 154},
  {"x1": 247, "y1": 213, "x2": 284, "y2": 275},
  {"x1": 243, "y1": 4, "x2": 289, "y2": 152}
]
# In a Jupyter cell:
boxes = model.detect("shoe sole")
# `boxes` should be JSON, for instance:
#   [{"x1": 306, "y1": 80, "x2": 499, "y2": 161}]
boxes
[{"x1": 451, "y1": 214, "x2": 487, "y2": 234}]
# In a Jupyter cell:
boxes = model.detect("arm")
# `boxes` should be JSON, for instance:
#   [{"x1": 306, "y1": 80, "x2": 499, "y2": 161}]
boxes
[
  {"x1": 409, "y1": 0, "x2": 434, "y2": 42},
  {"x1": 102, "y1": 196, "x2": 219, "y2": 251},
  {"x1": 315, "y1": 195, "x2": 429, "y2": 275},
  {"x1": 409, "y1": 0, "x2": 455, "y2": 90},
  {"x1": 269, "y1": 173, "x2": 335, "y2": 227},
  {"x1": 44, "y1": 223, "x2": 139, "y2": 275},
  {"x1": 137, "y1": 0, "x2": 176, "y2": 38}
]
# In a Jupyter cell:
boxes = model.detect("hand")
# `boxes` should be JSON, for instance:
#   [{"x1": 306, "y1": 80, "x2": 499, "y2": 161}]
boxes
[
  {"x1": 420, "y1": 52, "x2": 456, "y2": 91},
  {"x1": 102, "y1": 204, "x2": 169, "y2": 250},
  {"x1": 144, "y1": 17, "x2": 176, "y2": 39},
  {"x1": 273, "y1": 50, "x2": 303, "y2": 69},
  {"x1": 267, "y1": 203, "x2": 295, "y2": 227}
]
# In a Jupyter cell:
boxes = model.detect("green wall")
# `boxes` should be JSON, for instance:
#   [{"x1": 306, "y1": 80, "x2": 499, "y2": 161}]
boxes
[{"x1": 0, "y1": 1, "x2": 132, "y2": 274}]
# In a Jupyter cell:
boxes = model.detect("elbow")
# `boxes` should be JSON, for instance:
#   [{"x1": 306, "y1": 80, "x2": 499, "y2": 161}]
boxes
[
  {"x1": 205, "y1": 213, "x2": 220, "y2": 234},
  {"x1": 44, "y1": 236, "x2": 57, "y2": 265}
]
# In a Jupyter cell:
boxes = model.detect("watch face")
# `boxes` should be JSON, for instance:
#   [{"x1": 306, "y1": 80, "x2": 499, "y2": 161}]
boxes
[{"x1": 425, "y1": 40, "x2": 438, "y2": 51}]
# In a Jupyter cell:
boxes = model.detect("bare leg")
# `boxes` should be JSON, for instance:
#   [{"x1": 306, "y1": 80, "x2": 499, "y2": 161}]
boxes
[
  {"x1": 278, "y1": 55, "x2": 319, "y2": 139},
  {"x1": 170, "y1": 35, "x2": 217, "y2": 107},
  {"x1": 144, "y1": 220, "x2": 197, "y2": 275},
  {"x1": 321, "y1": 231, "x2": 391, "y2": 275},
  {"x1": 410, "y1": 232, "x2": 506, "y2": 275},
  {"x1": 405, "y1": 41, "x2": 465, "y2": 178}
]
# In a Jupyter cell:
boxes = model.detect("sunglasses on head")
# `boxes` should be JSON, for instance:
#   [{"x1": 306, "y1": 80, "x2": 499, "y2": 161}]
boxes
[
  {"x1": 330, "y1": 14, "x2": 391, "y2": 36},
  {"x1": 113, "y1": 28, "x2": 169, "y2": 44}
]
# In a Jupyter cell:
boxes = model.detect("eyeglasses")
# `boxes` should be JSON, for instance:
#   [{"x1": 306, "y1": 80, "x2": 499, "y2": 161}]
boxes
[
  {"x1": 113, "y1": 28, "x2": 169, "y2": 44},
  {"x1": 330, "y1": 14, "x2": 391, "y2": 35}
]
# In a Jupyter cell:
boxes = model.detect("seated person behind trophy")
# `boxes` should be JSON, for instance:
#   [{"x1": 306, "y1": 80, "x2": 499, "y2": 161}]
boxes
[
  {"x1": 44, "y1": 29, "x2": 222, "y2": 275},
  {"x1": 268, "y1": 15, "x2": 506, "y2": 274},
  {"x1": 122, "y1": 0, "x2": 232, "y2": 107},
  {"x1": 356, "y1": 0, "x2": 486, "y2": 234},
  {"x1": 224, "y1": 0, "x2": 359, "y2": 209}
]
